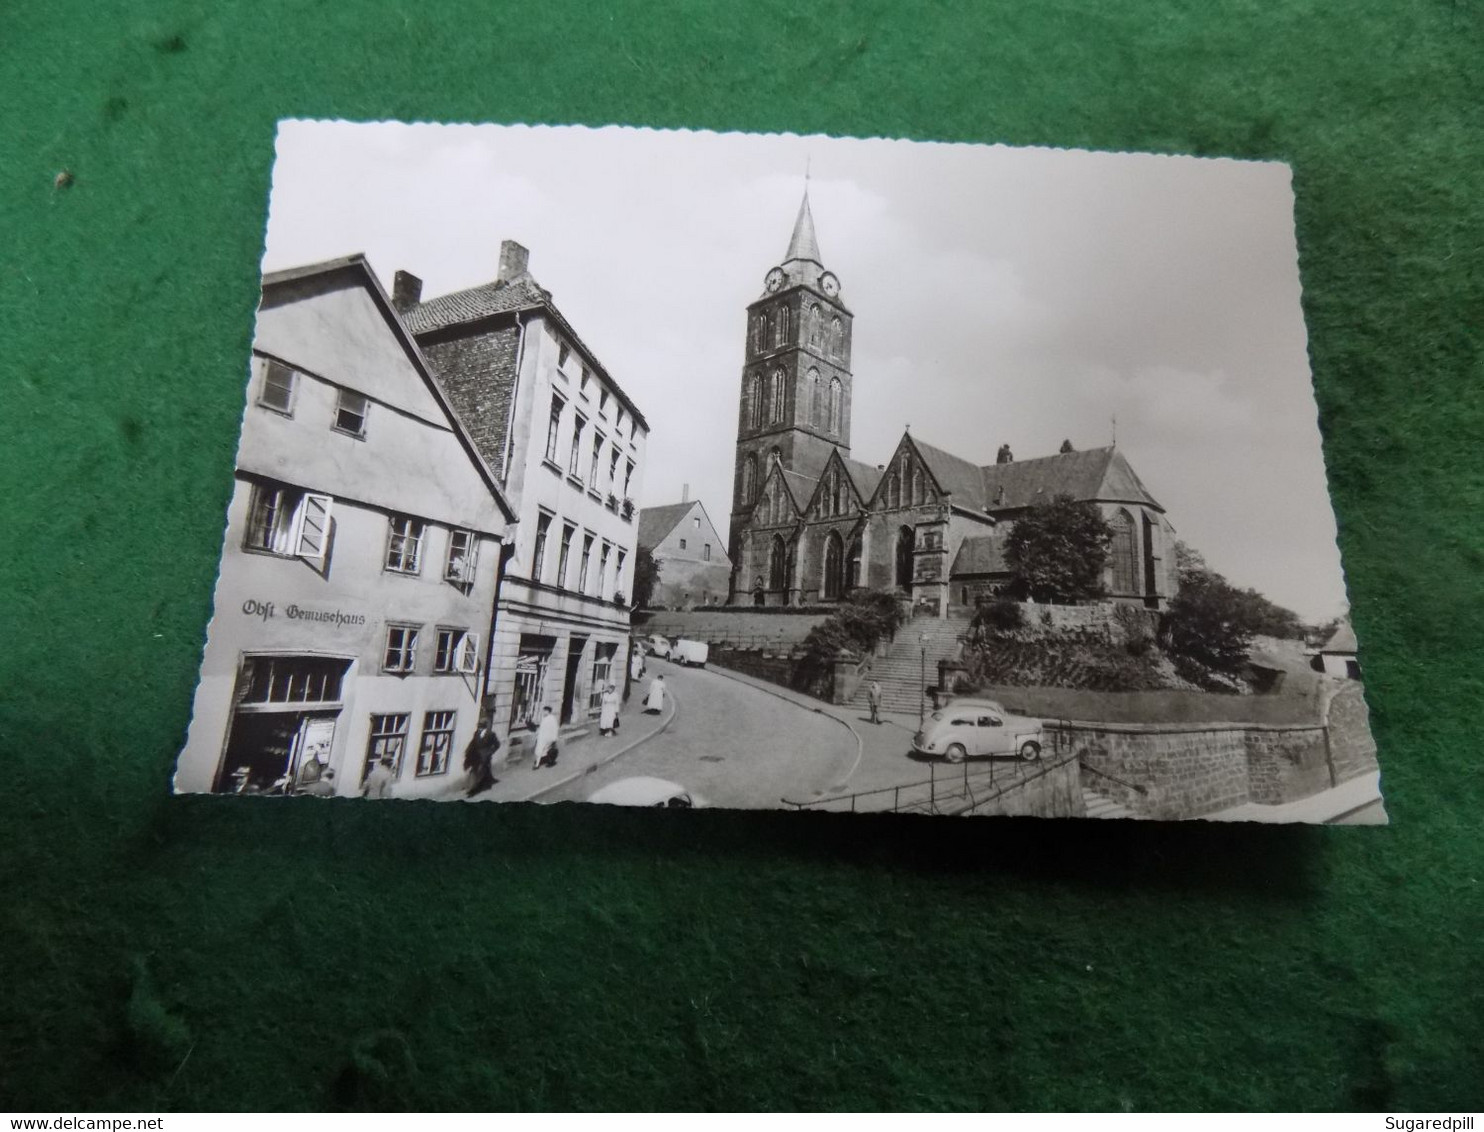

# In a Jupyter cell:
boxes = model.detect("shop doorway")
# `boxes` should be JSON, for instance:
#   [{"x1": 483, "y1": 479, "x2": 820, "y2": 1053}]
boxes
[
  {"x1": 215, "y1": 655, "x2": 350, "y2": 793},
  {"x1": 561, "y1": 635, "x2": 588, "y2": 724}
]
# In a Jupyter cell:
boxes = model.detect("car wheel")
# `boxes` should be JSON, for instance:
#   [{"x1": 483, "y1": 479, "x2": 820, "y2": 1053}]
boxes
[
  {"x1": 945, "y1": 743, "x2": 966, "y2": 764},
  {"x1": 1018, "y1": 740, "x2": 1041, "y2": 762}
]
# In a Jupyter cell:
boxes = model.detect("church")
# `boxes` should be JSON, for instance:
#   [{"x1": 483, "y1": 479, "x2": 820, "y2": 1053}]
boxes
[{"x1": 726, "y1": 191, "x2": 1180, "y2": 617}]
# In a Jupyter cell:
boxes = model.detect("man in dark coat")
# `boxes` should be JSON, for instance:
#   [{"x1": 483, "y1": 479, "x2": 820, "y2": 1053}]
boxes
[{"x1": 464, "y1": 713, "x2": 502, "y2": 797}]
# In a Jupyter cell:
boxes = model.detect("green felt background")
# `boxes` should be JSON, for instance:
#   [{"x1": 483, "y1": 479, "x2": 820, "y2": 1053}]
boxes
[{"x1": 2, "y1": 0, "x2": 1481, "y2": 1113}]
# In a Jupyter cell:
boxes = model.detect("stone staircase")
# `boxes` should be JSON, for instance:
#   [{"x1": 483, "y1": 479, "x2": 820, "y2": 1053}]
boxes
[
  {"x1": 1081, "y1": 786, "x2": 1139, "y2": 820},
  {"x1": 851, "y1": 614, "x2": 972, "y2": 715}
]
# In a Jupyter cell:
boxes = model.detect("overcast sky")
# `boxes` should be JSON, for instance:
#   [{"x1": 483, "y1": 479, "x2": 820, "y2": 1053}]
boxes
[{"x1": 261, "y1": 121, "x2": 1349, "y2": 620}]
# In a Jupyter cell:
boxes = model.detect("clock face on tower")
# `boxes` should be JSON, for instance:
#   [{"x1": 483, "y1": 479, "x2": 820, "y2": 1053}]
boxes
[
  {"x1": 820, "y1": 271, "x2": 840, "y2": 298},
  {"x1": 764, "y1": 267, "x2": 785, "y2": 292}
]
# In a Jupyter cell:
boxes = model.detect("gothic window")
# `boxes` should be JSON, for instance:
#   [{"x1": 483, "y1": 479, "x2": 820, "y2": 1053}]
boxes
[
  {"x1": 778, "y1": 305, "x2": 790, "y2": 345},
  {"x1": 895, "y1": 526, "x2": 915, "y2": 588},
  {"x1": 831, "y1": 317, "x2": 844, "y2": 359},
  {"x1": 752, "y1": 315, "x2": 763, "y2": 353},
  {"x1": 887, "y1": 472, "x2": 900, "y2": 510},
  {"x1": 808, "y1": 304, "x2": 823, "y2": 350},
  {"x1": 829, "y1": 377, "x2": 843, "y2": 432},
  {"x1": 771, "y1": 368, "x2": 786, "y2": 422},
  {"x1": 911, "y1": 467, "x2": 924, "y2": 506},
  {"x1": 823, "y1": 531, "x2": 844, "y2": 600},
  {"x1": 1110, "y1": 509, "x2": 1137, "y2": 594},
  {"x1": 769, "y1": 534, "x2": 788, "y2": 591},
  {"x1": 847, "y1": 536, "x2": 863, "y2": 589},
  {"x1": 748, "y1": 374, "x2": 762, "y2": 429},
  {"x1": 807, "y1": 368, "x2": 821, "y2": 427},
  {"x1": 740, "y1": 453, "x2": 757, "y2": 506},
  {"x1": 832, "y1": 472, "x2": 844, "y2": 516}
]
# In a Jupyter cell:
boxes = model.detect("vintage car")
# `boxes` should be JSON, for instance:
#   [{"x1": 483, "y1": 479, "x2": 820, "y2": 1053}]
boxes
[
  {"x1": 646, "y1": 634, "x2": 673, "y2": 660},
  {"x1": 671, "y1": 638, "x2": 709, "y2": 667},
  {"x1": 588, "y1": 776, "x2": 706, "y2": 808},
  {"x1": 911, "y1": 698, "x2": 1044, "y2": 763}
]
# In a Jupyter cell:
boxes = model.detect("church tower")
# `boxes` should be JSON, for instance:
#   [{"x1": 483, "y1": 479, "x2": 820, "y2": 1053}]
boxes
[{"x1": 729, "y1": 188, "x2": 855, "y2": 536}]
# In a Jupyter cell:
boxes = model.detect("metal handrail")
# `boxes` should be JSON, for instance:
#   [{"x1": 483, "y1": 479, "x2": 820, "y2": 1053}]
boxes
[{"x1": 1079, "y1": 761, "x2": 1148, "y2": 795}]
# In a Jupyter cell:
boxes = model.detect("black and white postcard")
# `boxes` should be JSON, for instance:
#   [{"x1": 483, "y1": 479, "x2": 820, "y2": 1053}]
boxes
[{"x1": 176, "y1": 121, "x2": 1384, "y2": 823}]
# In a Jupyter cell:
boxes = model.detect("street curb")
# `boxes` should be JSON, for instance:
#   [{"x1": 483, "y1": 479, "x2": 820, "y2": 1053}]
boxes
[
  {"x1": 703, "y1": 663, "x2": 863, "y2": 795},
  {"x1": 515, "y1": 691, "x2": 680, "y2": 803}
]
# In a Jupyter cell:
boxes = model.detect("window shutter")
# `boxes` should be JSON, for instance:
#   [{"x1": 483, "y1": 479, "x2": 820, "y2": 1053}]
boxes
[
  {"x1": 295, "y1": 494, "x2": 333, "y2": 562},
  {"x1": 457, "y1": 634, "x2": 480, "y2": 674}
]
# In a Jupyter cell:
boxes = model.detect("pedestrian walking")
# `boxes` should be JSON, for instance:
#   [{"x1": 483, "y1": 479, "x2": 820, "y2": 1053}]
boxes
[
  {"x1": 630, "y1": 645, "x2": 646, "y2": 682},
  {"x1": 463, "y1": 713, "x2": 502, "y2": 796},
  {"x1": 532, "y1": 706, "x2": 560, "y2": 769},
  {"x1": 868, "y1": 679, "x2": 883, "y2": 725},
  {"x1": 643, "y1": 673, "x2": 666, "y2": 715},
  {"x1": 302, "y1": 769, "x2": 337, "y2": 798},
  {"x1": 361, "y1": 754, "x2": 396, "y2": 800},
  {"x1": 599, "y1": 683, "x2": 621, "y2": 736}
]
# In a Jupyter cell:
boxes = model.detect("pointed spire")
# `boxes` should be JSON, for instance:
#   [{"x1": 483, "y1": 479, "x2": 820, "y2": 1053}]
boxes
[{"x1": 784, "y1": 187, "x2": 822, "y2": 265}]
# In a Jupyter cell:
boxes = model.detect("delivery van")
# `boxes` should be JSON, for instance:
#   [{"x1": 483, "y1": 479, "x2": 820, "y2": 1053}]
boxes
[{"x1": 672, "y1": 639, "x2": 709, "y2": 668}]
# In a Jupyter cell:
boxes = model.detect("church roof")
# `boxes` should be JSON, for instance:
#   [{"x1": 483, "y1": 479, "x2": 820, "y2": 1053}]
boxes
[
  {"x1": 636, "y1": 501, "x2": 697, "y2": 550},
  {"x1": 979, "y1": 446, "x2": 1163, "y2": 513},
  {"x1": 839, "y1": 456, "x2": 884, "y2": 500},
  {"x1": 912, "y1": 436, "x2": 994, "y2": 510},
  {"x1": 780, "y1": 468, "x2": 818, "y2": 506},
  {"x1": 784, "y1": 189, "x2": 822, "y2": 265},
  {"x1": 1319, "y1": 620, "x2": 1358, "y2": 655},
  {"x1": 950, "y1": 533, "x2": 1010, "y2": 577}
]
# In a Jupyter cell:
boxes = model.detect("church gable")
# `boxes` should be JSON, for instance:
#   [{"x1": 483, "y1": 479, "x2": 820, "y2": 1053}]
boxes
[
  {"x1": 752, "y1": 464, "x2": 803, "y2": 527},
  {"x1": 872, "y1": 434, "x2": 947, "y2": 511},
  {"x1": 806, "y1": 451, "x2": 863, "y2": 520}
]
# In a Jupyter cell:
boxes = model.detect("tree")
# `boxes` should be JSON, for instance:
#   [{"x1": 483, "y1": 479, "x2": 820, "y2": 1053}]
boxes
[
  {"x1": 1171, "y1": 541, "x2": 1305, "y2": 641},
  {"x1": 631, "y1": 546, "x2": 660, "y2": 609},
  {"x1": 1003, "y1": 494, "x2": 1113, "y2": 604},
  {"x1": 1161, "y1": 544, "x2": 1307, "y2": 671}
]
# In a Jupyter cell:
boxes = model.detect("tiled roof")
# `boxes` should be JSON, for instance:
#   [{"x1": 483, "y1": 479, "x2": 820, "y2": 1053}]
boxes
[
  {"x1": 839, "y1": 456, "x2": 883, "y2": 501},
  {"x1": 637, "y1": 502, "x2": 695, "y2": 550},
  {"x1": 979, "y1": 446, "x2": 1162, "y2": 513},
  {"x1": 912, "y1": 436, "x2": 992, "y2": 509},
  {"x1": 780, "y1": 469, "x2": 818, "y2": 508},
  {"x1": 950, "y1": 534, "x2": 1009, "y2": 577},
  {"x1": 401, "y1": 273, "x2": 549, "y2": 335}
]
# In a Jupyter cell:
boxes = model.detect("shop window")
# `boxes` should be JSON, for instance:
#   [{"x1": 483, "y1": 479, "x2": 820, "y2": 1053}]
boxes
[
  {"x1": 364, "y1": 713, "x2": 409, "y2": 782},
  {"x1": 434, "y1": 628, "x2": 479, "y2": 675},
  {"x1": 385, "y1": 516, "x2": 424, "y2": 574},
  {"x1": 237, "y1": 655, "x2": 349, "y2": 705},
  {"x1": 258, "y1": 358, "x2": 297, "y2": 415},
  {"x1": 333, "y1": 388, "x2": 368, "y2": 437},
  {"x1": 416, "y1": 710, "x2": 457, "y2": 776},
  {"x1": 512, "y1": 637, "x2": 554, "y2": 727},
  {"x1": 445, "y1": 529, "x2": 478, "y2": 586},
  {"x1": 589, "y1": 642, "x2": 617, "y2": 712},
  {"x1": 244, "y1": 483, "x2": 332, "y2": 564},
  {"x1": 383, "y1": 624, "x2": 419, "y2": 674}
]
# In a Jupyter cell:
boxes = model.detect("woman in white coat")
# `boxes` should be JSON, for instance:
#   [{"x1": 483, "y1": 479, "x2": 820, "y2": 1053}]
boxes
[
  {"x1": 598, "y1": 683, "x2": 621, "y2": 736},
  {"x1": 643, "y1": 674, "x2": 666, "y2": 714}
]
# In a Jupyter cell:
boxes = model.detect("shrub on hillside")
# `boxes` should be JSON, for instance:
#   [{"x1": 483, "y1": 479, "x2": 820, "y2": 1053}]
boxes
[
  {"x1": 972, "y1": 599, "x2": 1024, "y2": 634},
  {"x1": 791, "y1": 590, "x2": 906, "y2": 695}
]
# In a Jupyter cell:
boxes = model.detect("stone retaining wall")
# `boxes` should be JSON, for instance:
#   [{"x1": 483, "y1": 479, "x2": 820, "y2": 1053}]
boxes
[{"x1": 965, "y1": 756, "x2": 1086, "y2": 819}]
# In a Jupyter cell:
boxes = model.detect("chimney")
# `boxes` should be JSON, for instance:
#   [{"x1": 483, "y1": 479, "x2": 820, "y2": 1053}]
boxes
[
  {"x1": 682, "y1": 483, "x2": 690, "y2": 503},
  {"x1": 392, "y1": 270, "x2": 423, "y2": 312},
  {"x1": 497, "y1": 240, "x2": 530, "y2": 284}
]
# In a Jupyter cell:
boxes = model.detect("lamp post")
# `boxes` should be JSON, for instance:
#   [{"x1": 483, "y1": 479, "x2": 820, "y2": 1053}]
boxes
[{"x1": 919, "y1": 631, "x2": 930, "y2": 729}]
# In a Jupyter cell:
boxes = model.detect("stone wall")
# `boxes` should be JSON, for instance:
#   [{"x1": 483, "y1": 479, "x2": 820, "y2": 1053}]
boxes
[
  {"x1": 964, "y1": 755, "x2": 1086, "y2": 819},
  {"x1": 1325, "y1": 682, "x2": 1380, "y2": 783},
  {"x1": 1068, "y1": 718, "x2": 1347, "y2": 820},
  {"x1": 707, "y1": 645, "x2": 798, "y2": 689},
  {"x1": 1242, "y1": 726, "x2": 1332, "y2": 804},
  {"x1": 419, "y1": 323, "x2": 521, "y2": 475}
]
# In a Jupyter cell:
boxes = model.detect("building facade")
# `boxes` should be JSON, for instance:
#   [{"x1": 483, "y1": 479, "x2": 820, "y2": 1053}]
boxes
[
  {"x1": 728, "y1": 193, "x2": 1179, "y2": 616},
  {"x1": 637, "y1": 498, "x2": 732, "y2": 609},
  {"x1": 398, "y1": 241, "x2": 648, "y2": 739},
  {"x1": 176, "y1": 256, "x2": 517, "y2": 798}
]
